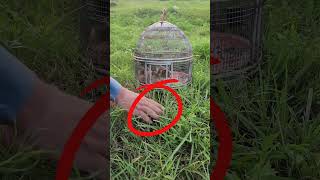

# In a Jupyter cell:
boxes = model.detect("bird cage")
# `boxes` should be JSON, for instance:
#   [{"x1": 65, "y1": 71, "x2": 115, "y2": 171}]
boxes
[
  {"x1": 80, "y1": 0, "x2": 108, "y2": 75},
  {"x1": 134, "y1": 10, "x2": 193, "y2": 88},
  {"x1": 211, "y1": 0, "x2": 263, "y2": 81}
]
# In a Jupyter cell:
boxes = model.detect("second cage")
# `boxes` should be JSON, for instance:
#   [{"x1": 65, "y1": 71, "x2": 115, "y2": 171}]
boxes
[
  {"x1": 80, "y1": 0, "x2": 108, "y2": 74},
  {"x1": 211, "y1": 0, "x2": 263, "y2": 81}
]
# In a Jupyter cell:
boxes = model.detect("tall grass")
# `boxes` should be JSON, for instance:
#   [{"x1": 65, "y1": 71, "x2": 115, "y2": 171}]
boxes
[
  {"x1": 0, "y1": 0, "x2": 319, "y2": 179},
  {"x1": 0, "y1": 0, "x2": 97, "y2": 179},
  {"x1": 213, "y1": 0, "x2": 320, "y2": 179},
  {"x1": 110, "y1": 0, "x2": 210, "y2": 179}
]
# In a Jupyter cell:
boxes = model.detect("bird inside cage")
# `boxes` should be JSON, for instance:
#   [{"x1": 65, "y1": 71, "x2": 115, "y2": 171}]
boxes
[
  {"x1": 151, "y1": 66, "x2": 167, "y2": 82},
  {"x1": 137, "y1": 65, "x2": 167, "y2": 83},
  {"x1": 137, "y1": 63, "x2": 189, "y2": 85}
]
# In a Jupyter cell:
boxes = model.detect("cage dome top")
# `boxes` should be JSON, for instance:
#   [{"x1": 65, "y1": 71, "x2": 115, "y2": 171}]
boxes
[{"x1": 134, "y1": 21, "x2": 192, "y2": 61}]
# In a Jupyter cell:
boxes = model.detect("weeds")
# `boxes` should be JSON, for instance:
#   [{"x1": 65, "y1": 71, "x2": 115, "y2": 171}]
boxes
[{"x1": 0, "y1": 0, "x2": 319, "y2": 179}]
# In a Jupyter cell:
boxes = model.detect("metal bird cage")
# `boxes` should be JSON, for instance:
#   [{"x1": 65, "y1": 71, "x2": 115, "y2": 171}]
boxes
[
  {"x1": 211, "y1": 0, "x2": 263, "y2": 81},
  {"x1": 134, "y1": 11, "x2": 193, "y2": 88},
  {"x1": 80, "y1": 0, "x2": 108, "y2": 74}
]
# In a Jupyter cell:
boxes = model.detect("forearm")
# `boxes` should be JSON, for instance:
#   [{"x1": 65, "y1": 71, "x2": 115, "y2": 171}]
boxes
[
  {"x1": 0, "y1": 46, "x2": 37, "y2": 124},
  {"x1": 0, "y1": 44, "x2": 122, "y2": 124}
]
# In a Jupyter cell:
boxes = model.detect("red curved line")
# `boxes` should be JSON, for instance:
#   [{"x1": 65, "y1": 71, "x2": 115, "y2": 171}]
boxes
[
  {"x1": 210, "y1": 56, "x2": 221, "y2": 65},
  {"x1": 210, "y1": 97, "x2": 233, "y2": 180},
  {"x1": 128, "y1": 83, "x2": 183, "y2": 137},
  {"x1": 56, "y1": 77, "x2": 110, "y2": 180},
  {"x1": 80, "y1": 76, "x2": 109, "y2": 97}
]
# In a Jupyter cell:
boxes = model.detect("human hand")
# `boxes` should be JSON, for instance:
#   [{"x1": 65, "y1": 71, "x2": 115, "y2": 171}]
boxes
[
  {"x1": 115, "y1": 87, "x2": 164, "y2": 123},
  {"x1": 15, "y1": 80, "x2": 108, "y2": 179}
]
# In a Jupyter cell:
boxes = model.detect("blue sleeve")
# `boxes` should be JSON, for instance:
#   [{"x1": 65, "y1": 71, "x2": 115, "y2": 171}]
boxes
[
  {"x1": 0, "y1": 46, "x2": 36, "y2": 124},
  {"x1": 110, "y1": 77, "x2": 122, "y2": 101}
]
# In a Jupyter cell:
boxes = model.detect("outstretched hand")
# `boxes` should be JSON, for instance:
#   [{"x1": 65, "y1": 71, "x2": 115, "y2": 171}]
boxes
[
  {"x1": 115, "y1": 87, "x2": 164, "y2": 123},
  {"x1": 16, "y1": 80, "x2": 109, "y2": 179}
]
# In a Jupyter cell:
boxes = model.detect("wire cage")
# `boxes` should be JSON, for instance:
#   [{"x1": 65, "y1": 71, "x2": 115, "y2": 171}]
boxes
[
  {"x1": 211, "y1": 0, "x2": 263, "y2": 81},
  {"x1": 80, "y1": 0, "x2": 108, "y2": 74},
  {"x1": 134, "y1": 11, "x2": 193, "y2": 88}
]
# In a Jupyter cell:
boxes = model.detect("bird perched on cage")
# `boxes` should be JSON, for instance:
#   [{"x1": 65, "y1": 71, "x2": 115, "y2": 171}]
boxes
[{"x1": 160, "y1": 8, "x2": 167, "y2": 25}]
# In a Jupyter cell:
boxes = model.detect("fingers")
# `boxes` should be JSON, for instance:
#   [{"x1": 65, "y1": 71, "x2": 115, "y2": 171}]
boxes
[
  {"x1": 146, "y1": 101, "x2": 163, "y2": 115},
  {"x1": 82, "y1": 135, "x2": 107, "y2": 157},
  {"x1": 75, "y1": 147, "x2": 108, "y2": 180},
  {"x1": 139, "y1": 106, "x2": 160, "y2": 119},
  {"x1": 140, "y1": 98, "x2": 164, "y2": 117},
  {"x1": 85, "y1": 113, "x2": 109, "y2": 157},
  {"x1": 116, "y1": 88, "x2": 164, "y2": 123},
  {"x1": 145, "y1": 97, "x2": 164, "y2": 112},
  {"x1": 131, "y1": 96, "x2": 165, "y2": 123},
  {"x1": 75, "y1": 112, "x2": 109, "y2": 179},
  {"x1": 90, "y1": 112, "x2": 109, "y2": 140},
  {"x1": 135, "y1": 110, "x2": 152, "y2": 123}
]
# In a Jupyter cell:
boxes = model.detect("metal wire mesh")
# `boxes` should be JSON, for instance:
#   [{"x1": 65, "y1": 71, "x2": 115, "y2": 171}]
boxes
[
  {"x1": 211, "y1": 0, "x2": 263, "y2": 81},
  {"x1": 87, "y1": 0, "x2": 108, "y2": 23},
  {"x1": 80, "y1": 0, "x2": 108, "y2": 74},
  {"x1": 134, "y1": 21, "x2": 193, "y2": 88}
]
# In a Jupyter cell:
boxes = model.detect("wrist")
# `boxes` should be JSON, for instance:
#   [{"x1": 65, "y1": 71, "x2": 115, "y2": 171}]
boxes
[
  {"x1": 114, "y1": 87, "x2": 127, "y2": 104},
  {"x1": 16, "y1": 80, "x2": 52, "y2": 130},
  {"x1": 110, "y1": 77, "x2": 122, "y2": 101}
]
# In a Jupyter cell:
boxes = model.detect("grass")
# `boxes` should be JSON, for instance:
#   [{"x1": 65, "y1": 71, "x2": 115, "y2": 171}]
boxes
[
  {"x1": 0, "y1": 0, "x2": 98, "y2": 179},
  {"x1": 110, "y1": 0, "x2": 210, "y2": 179},
  {"x1": 0, "y1": 0, "x2": 319, "y2": 179},
  {"x1": 213, "y1": 0, "x2": 320, "y2": 179}
]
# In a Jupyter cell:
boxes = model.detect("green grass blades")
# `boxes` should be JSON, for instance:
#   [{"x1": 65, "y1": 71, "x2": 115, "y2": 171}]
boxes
[
  {"x1": 212, "y1": 0, "x2": 320, "y2": 179},
  {"x1": 1, "y1": 0, "x2": 319, "y2": 179},
  {"x1": 110, "y1": 0, "x2": 210, "y2": 179}
]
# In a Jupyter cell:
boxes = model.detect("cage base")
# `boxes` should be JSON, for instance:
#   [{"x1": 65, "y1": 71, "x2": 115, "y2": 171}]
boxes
[{"x1": 136, "y1": 79, "x2": 192, "y2": 90}]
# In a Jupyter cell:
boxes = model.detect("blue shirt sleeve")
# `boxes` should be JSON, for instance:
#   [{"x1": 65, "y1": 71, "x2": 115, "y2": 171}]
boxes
[
  {"x1": 110, "y1": 77, "x2": 122, "y2": 101},
  {"x1": 0, "y1": 45, "x2": 36, "y2": 124}
]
